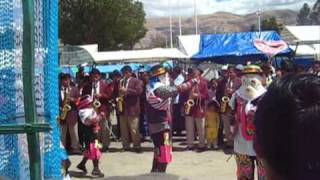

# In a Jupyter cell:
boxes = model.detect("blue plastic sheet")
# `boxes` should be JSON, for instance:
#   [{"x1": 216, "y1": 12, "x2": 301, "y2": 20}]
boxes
[{"x1": 192, "y1": 31, "x2": 292, "y2": 64}]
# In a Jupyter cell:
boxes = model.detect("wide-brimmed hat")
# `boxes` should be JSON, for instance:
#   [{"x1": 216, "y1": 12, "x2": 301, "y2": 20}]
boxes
[
  {"x1": 150, "y1": 64, "x2": 167, "y2": 77},
  {"x1": 242, "y1": 65, "x2": 263, "y2": 75}
]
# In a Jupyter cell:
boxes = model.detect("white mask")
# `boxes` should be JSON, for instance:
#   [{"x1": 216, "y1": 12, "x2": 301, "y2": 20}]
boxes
[
  {"x1": 158, "y1": 73, "x2": 170, "y2": 86},
  {"x1": 239, "y1": 74, "x2": 266, "y2": 100}
]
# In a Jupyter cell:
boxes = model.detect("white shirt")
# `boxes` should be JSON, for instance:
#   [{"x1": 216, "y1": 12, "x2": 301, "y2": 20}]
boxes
[
  {"x1": 173, "y1": 74, "x2": 184, "y2": 104},
  {"x1": 60, "y1": 86, "x2": 70, "y2": 101},
  {"x1": 91, "y1": 81, "x2": 100, "y2": 97},
  {"x1": 125, "y1": 77, "x2": 132, "y2": 89}
]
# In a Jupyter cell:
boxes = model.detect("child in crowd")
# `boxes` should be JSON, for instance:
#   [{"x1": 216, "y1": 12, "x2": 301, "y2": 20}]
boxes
[{"x1": 205, "y1": 100, "x2": 220, "y2": 150}]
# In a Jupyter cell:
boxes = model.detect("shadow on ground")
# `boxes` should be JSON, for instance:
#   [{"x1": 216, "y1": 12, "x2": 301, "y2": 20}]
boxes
[
  {"x1": 69, "y1": 170, "x2": 92, "y2": 178},
  {"x1": 222, "y1": 147, "x2": 234, "y2": 155},
  {"x1": 103, "y1": 173, "x2": 180, "y2": 180}
]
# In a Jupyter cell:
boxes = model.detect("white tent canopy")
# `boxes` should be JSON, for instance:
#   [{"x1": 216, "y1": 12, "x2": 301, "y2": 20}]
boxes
[
  {"x1": 60, "y1": 44, "x2": 187, "y2": 65},
  {"x1": 93, "y1": 48, "x2": 187, "y2": 64},
  {"x1": 285, "y1": 26, "x2": 320, "y2": 57},
  {"x1": 177, "y1": 34, "x2": 201, "y2": 58}
]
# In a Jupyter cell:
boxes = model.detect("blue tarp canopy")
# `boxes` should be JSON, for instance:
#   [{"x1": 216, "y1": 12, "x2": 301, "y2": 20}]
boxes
[
  {"x1": 192, "y1": 31, "x2": 292, "y2": 64},
  {"x1": 273, "y1": 56, "x2": 315, "y2": 68}
]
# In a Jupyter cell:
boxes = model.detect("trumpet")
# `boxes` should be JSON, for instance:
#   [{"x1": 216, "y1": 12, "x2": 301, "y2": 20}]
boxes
[
  {"x1": 185, "y1": 99, "x2": 195, "y2": 115},
  {"x1": 220, "y1": 96, "x2": 230, "y2": 113}
]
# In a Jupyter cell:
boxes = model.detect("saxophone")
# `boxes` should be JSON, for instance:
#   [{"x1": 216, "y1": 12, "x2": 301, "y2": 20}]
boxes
[
  {"x1": 116, "y1": 78, "x2": 125, "y2": 113},
  {"x1": 220, "y1": 96, "x2": 230, "y2": 113},
  {"x1": 220, "y1": 78, "x2": 231, "y2": 113},
  {"x1": 58, "y1": 86, "x2": 72, "y2": 121},
  {"x1": 92, "y1": 81, "x2": 101, "y2": 110},
  {"x1": 184, "y1": 87, "x2": 195, "y2": 115}
]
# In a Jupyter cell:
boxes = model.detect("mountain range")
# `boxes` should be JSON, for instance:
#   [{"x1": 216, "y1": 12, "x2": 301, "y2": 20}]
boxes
[{"x1": 135, "y1": 9, "x2": 298, "y2": 49}]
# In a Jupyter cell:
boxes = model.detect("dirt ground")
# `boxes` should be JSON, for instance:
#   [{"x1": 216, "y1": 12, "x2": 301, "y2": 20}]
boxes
[{"x1": 68, "y1": 137, "x2": 237, "y2": 180}]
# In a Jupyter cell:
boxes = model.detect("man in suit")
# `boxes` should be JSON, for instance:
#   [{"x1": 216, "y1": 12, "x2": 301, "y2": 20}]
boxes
[
  {"x1": 184, "y1": 68, "x2": 209, "y2": 152},
  {"x1": 81, "y1": 68, "x2": 113, "y2": 152},
  {"x1": 217, "y1": 66, "x2": 242, "y2": 148},
  {"x1": 119, "y1": 66, "x2": 143, "y2": 153},
  {"x1": 59, "y1": 73, "x2": 81, "y2": 154}
]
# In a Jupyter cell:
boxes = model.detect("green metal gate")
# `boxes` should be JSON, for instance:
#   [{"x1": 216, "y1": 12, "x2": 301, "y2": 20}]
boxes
[{"x1": 0, "y1": 0, "x2": 60, "y2": 179}]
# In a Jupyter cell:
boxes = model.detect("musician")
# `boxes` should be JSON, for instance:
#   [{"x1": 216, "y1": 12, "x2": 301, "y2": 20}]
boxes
[
  {"x1": 138, "y1": 69, "x2": 149, "y2": 140},
  {"x1": 184, "y1": 68, "x2": 209, "y2": 152},
  {"x1": 59, "y1": 73, "x2": 81, "y2": 154},
  {"x1": 146, "y1": 64, "x2": 198, "y2": 173},
  {"x1": 218, "y1": 66, "x2": 241, "y2": 147},
  {"x1": 171, "y1": 66, "x2": 185, "y2": 136},
  {"x1": 81, "y1": 68, "x2": 113, "y2": 152},
  {"x1": 119, "y1": 66, "x2": 143, "y2": 152},
  {"x1": 111, "y1": 70, "x2": 122, "y2": 138}
]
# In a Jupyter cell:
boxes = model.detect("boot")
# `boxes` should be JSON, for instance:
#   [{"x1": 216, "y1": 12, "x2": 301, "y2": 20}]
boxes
[
  {"x1": 92, "y1": 160, "x2": 104, "y2": 177},
  {"x1": 62, "y1": 159, "x2": 71, "y2": 175},
  {"x1": 150, "y1": 158, "x2": 159, "y2": 173},
  {"x1": 158, "y1": 162, "x2": 167, "y2": 173},
  {"x1": 76, "y1": 157, "x2": 88, "y2": 173}
]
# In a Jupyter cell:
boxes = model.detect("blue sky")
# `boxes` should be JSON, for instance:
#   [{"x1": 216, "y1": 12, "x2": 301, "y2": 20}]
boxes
[{"x1": 140, "y1": 0, "x2": 316, "y2": 17}]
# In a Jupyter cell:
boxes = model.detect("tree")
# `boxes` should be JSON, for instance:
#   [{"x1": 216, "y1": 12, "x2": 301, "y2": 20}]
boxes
[
  {"x1": 261, "y1": 17, "x2": 283, "y2": 33},
  {"x1": 297, "y1": 3, "x2": 312, "y2": 25},
  {"x1": 250, "y1": 17, "x2": 283, "y2": 33},
  {"x1": 59, "y1": 0, "x2": 147, "y2": 50},
  {"x1": 310, "y1": 0, "x2": 320, "y2": 25}
]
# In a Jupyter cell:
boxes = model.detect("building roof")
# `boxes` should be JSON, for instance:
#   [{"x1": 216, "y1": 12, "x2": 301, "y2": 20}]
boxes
[
  {"x1": 92, "y1": 48, "x2": 187, "y2": 64},
  {"x1": 177, "y1": 34, "x2": 201, "y2": 58},
  {"x1": 282, "y1": 26, "x2": 320, "y2": 56},
  {"x1": 59, "y1": 44, "x2": 187, "y2": 66}
]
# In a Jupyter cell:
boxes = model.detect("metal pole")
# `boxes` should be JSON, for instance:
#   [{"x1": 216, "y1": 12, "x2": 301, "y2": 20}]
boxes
[
  {"x1": 178, "y1": 0, "x2": 182, "y2": 36},
  {"x1": 194, "y1": 0, "x2": 198, "y2": 34},
  {"x1": 258, "y1": 9, "x2": 261, "y2": 32},
  {"x1": 22, "y1": 1, "x2": 41, "y2": 180},
  {"x1": 169, "y1": 0, "x2": 173, "y2": 48}
]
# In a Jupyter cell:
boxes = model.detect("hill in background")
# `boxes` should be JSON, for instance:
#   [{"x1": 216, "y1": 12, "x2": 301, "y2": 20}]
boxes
[{"x1": 135, "y1": 9, "x2": 298, "y2": 49}]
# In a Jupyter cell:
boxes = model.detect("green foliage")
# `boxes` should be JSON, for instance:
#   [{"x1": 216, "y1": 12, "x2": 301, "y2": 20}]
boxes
[
  {"x1": 297, "y1": 3, "x2": 311, "y2": 25},
  {"x1": 261, "y1": 17, "x2": 283, "y2": 33},
  {"x1": 297, "y1": 0, "x2": 320, "y2": 25},
  {"x1": 59, "y1": 0, "x2": 147, "y2": 50},
  {"x1": 250, "y1": 17, "x2": 283, "y2": 33},
  {"x1": 310, "y1": 0, "x2": 320, "y2": 25}
]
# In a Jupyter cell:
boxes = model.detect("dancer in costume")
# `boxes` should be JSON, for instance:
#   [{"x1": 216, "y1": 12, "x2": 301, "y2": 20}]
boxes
[
  {"x1": 229, "y1": 65, "x2": 267, "y2": 180},
  {"x1": 76, "y1": 95, "x2": 104, "y2": 177},
  {"x1": 146, "y1": 64, "x2": 199, "y2": 173}
]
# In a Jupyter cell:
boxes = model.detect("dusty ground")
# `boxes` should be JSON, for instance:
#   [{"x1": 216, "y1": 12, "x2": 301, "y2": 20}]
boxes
[{"x1": 68, "y1": 137, "x2": 237, "y2": 180}]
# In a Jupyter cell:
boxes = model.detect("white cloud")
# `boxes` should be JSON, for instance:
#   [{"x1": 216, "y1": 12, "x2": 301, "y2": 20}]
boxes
[{"x1": 140, "y1": 0, "x2": 316, "y2": 17}]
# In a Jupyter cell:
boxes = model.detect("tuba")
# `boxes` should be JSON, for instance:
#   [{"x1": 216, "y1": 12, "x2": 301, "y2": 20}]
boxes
[
  {"x1": 116, "y1": 78, "x2": 125, "y2": 113},
  {"x1": 184, "y1": 87, "x2": 195, "y2": 115},
  {"x1": 58, "y1": 86, "x2": 72, "y2": 121}
]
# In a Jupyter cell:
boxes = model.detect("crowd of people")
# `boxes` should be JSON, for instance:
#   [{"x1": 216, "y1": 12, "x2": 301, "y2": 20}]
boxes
[{"x1": 58, "y1": 60, "x2": 320, "y2": 179}]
